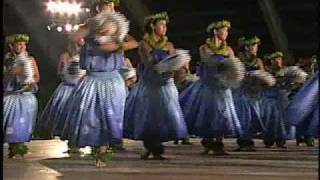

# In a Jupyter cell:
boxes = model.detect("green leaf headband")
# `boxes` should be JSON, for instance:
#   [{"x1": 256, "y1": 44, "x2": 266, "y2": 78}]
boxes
[
  {"x1": 269, "y1": 51, "x2": 284, "y2": 60},
  {"x1": 238, "y1": 36, "x2": 261, "y2": 48},
  {"x1": 144, "y1": 11, "x2": 169, "y2": 26},
  {"x1": 264, "y1": 51, "x2": 283, "y2": 61},
  {"x1": 206, "y1": 20, "x2": 231, "y2": 33},
  {"x1": 10, "y1": 34, "x2": 30, "y2": 43},
  {"x1": 245, "y1": 36, "x2": 261, "y2": 45}
]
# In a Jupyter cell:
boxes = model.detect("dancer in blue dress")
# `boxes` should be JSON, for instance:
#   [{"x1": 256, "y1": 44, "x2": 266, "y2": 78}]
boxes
[
  {"x1": 173, "y1": 60, "x2": 199, "y2": 145},
  {"x1": 180, "y1": 20, "x2": 245, "y2": 155},
  {"x1": 36, "y1": 39, "x2": 86, "y2": 140},
  {"x1": 237, "y1": 35, "x2": 265, "y2": 71},
  {"x1": 287, "y1": 71, "x2": 318, "y2": 146},
  {"x1": 3, "y1": 34, "x2": 39, "y2": 158},
  {"x1": 61, "y1": 12, "x2": 129, "y2": 167},
  {"x1": 233, "y1": 35, "x2": 266, "y2": 151},
  {"x1": 124, "y1": 12, "x2": 189, "y2": 160},
  {"x1": 261, "y1": 52, "x2": 307, "y2": 148},
  {"x1": 91, "y1": 0, "x2": 139, "y2": 151}
]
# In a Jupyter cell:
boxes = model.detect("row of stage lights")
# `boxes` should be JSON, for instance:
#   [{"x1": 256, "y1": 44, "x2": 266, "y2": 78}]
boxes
[
  {"x1": 47, "y1": 23, "x2": 80, "y2": 32},
  {"x1": 45, "y1": 0, "x2": 90, "y2": 33}
]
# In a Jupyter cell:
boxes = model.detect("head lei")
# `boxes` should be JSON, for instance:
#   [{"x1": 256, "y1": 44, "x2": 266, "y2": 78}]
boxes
[
  {"x1": 8, "y1": 34, "x2": 30, "y2": 43},
  {"x1": 206, "y1": 20, "x2": 231, "y2": 33},
  {"x1": 144, "y1": 11, "x2": 169, "y2": 30},
  {"x1": 143, "y1": 12, "x2": 169, "y2": 50},
  {"x1": 238, "y1": 36, "x2": 261, "y2": 48},
  {"x1": 269, "y1": 51, "x2": 284, "y2": 60},
  {"x1": 205, "y1": 20, "x2": 231, "y2": 56}
]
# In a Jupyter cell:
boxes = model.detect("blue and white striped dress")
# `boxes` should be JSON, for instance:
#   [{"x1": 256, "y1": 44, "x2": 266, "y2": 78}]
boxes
[
  {"x1": 36, "y1": 54, "x2": 86, "y2": 138},
  {"x1": 180, "y1": 55, "x2": 242, "y2": 138},
  {"x1": 3, "y1": 56, "x2": 38, "y2": 143},
  {"x1": 61, "y1": 35, "x2": 127, "y2": 148}
]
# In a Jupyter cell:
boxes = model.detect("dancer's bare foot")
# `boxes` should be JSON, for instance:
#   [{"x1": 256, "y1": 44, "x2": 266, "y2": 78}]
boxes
[{"x1": 95, "y1": 158, "x2": 108, "y2": 168}]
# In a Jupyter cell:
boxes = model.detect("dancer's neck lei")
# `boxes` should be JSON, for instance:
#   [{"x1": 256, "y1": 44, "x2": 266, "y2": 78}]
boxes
[
  {"x1": 242, "y1": 52, "x2": 258, "y2": 67},
  {"x1": 205, "y1": 38, "x2": 229, "y2": 56},
  {"x1": 143, "y1": 33, "x2": 168, "y2": 50}
]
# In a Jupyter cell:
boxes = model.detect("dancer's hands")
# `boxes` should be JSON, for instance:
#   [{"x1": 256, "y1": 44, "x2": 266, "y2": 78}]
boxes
[{"x1": 99, "y1": 42, "x2": 121, "y2": 52}]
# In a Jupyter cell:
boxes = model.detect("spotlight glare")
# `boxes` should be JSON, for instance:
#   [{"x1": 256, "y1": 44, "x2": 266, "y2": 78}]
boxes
[
  {"x1": 65, "y1": 23, "x2": 72, "y2": 32},
  {"x1": 47, "y1": 25, "x2": 51, "y2": 31},
  {"x1": 57, "y1": 26, "x2": 63, "y2": 32},
  {"x1": 73, "y1": 24, "x2": 79, "y2": 31},
  {"x1": 46, "y1": 1, "x2": 82, "y2": 15},
  {"x1": 46, "y1": 1, "x2": 57, "y2": 13}
]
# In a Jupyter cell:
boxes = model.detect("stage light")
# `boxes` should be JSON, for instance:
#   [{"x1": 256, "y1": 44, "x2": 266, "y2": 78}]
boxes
[
  {"x1": 57, "y1": 26, "x2": 63, "y2": 32},
  {"x1": 47, "y1": 25, "x2": 52, "y2": 31},
  {"x1": 46, "y1": 1, "x2": 82, "y2": 15},
  {"x1": 73, "y1": 24, "x2": 79, "y2": 31},
  {"x1": 85, "y1": 8, "x2": 90, "y2": 13},
  {"x1": 65, "y1": 23, "x2": 72, "y2": 32},
  {"x1": 46, "y1": 1, "x2": 57, "y2": 13}
]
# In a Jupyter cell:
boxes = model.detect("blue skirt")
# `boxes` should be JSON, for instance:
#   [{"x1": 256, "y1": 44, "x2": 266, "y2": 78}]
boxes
[
  {"x1": 123, "y1": 78, "x2": 188, "y2": 142},
  {"x1": 259, "y1": 90, "x2": 293, "y2": 140},
  {"x1": 61, "y1": 71, "x2": 126, "y2": 148},
  {"x1": 3, "y1": 92, "x2": 38, "y2": 143},
  {"x1": 287, "y1": 73, "x2": 319, "y2": 126},
  {"x1": 180, "y1": 80, "x2": 242, "y2": 138},
  {"x1": 232, "y1": 88, "x2": 263, "y2": 139},
  {"x1": 287, "y1": 73, "x2": 319, "y2": 137},
  {"x1": 36, "y1": 82, "x2": 76, "y2": 138}
]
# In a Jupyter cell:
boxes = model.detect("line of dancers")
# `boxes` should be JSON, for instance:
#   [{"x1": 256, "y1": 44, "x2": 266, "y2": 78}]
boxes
[{"x1": 3, "y1": 0, "x2": 318, "y2": 167}]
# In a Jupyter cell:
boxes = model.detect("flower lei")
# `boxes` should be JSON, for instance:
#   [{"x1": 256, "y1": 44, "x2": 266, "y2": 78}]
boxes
[
  {"x1": 205, "y1": 38, "x2": 229, "y2": 56},
  {"x1": 240, "y1": 52, "x2": 259, "y2": 68},
  {"x1": 143, "y1": 33, "x2": 168, "y2": 50}
]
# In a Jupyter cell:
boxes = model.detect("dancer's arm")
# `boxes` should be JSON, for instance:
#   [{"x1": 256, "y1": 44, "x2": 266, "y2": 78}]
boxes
[
  {"x1": 71, "y1": 24, "x2": 90, "y2": 43},
  {"x1": 122, "y1": 34, "x2": 138, "y2": 51},
  {"x1": 166, "y1": 42, "x2": 176, "y2": 55},
  {"x1": 257, "y1": 58, "x2": 265, "y2": 71},
  {"x1": 31, "y1": 57, "x2": 40, "y2": 83}
]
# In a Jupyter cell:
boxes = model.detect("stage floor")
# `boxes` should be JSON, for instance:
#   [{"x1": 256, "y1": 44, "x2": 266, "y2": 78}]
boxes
[{"x1": 3, "y1": 138, "x2": 319, "y2": 180}]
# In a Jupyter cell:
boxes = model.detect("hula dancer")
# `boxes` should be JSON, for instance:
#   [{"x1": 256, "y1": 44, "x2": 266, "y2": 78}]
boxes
[
  {"x1": 88, "y1": 0, "x2": 138, "y2": 151},
  {"x1": 286, "y1": 71, "x2": 318, "y2": 146},
  {"x1": 233, "y1": 35, "x2": 265, "y2": 151},
  {"x1": 180, "y1": 20, "x2": 244, "y2": 155},
  {"x1": 62, "y1": 11, "x2": 129, "y2": 167},
  {"x1": 36, "y1": 39, "x2": 86, "y2": 146},
  {"x1": 259, "y1": 52, "x2": 306, "y2": 148},
  {"x1": 237, "y1": 35, "x2": 264, "y2": 71},
  {"x1": 173, "y1": 58, "x2": 198, "y2": 145},
  {"x1": 3, "y1": 34, "x2": 39, "y2": 158},
  {"x1": 123, "y1": 12, "x2": 189, "y2": 160}
]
